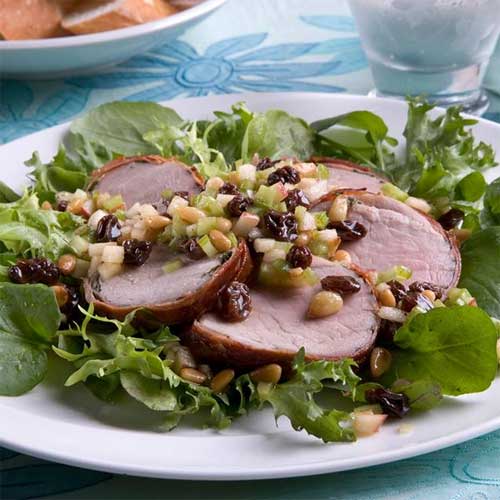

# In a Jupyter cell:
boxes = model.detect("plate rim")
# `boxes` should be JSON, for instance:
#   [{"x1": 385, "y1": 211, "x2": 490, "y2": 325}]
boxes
[
  {"x1": 0, "y1": 0, "x2": 228, "y2": 51},
  {"x1": 0, "y1": 91, "x2": 499, "y2": 481}
]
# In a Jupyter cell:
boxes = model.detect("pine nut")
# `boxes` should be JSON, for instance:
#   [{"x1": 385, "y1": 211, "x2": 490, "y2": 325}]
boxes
[
  {"x1": 295, "y1": 232, "x2": 311, "y2": 247},
  {"x1": 206, "y1": 177, "x2": 225, "y2": 191},
  {"x1": 180, "y1": 367, "x2": 207, "y2": 385},
  {"x1": 216, "y1": 217, "x2": 232, "y2": 233},
  {"x1": 327, "y1": 237, "x2": 341, "y2": 258},
  {"x1": 288, "y1": 267, "x2": 304, "y2": 278},
  {"x1": 51, "y1": 285, "x2": 68, "y2": 307},
  {"x1": 328, "y1": 195, "x2": 349, "y2": 222},
  {"x1": 250, "y1": 364, "x2": 282, "y2": 384},
  {"x1": 68, "y1": 198, "x2": 84, "y2": 215},
  {"x1": 422, "y1": 289, "x2": 436, "y2": 302},
  {"x1": 334, "y1": 249, "x2": 351, "y2": 264},
  {"x1": 177, "y1": 206, "x2": 206, "y2": 224},
  {"x1": 379, "y1": 288, "x2": 396, "y2": 307},
  {"x1": 405, "y1": 196, "x2": 431, "y2": 213},
  {"x1": 209, "y1": 229, "x2": 232, "y2": 252},
  {"x1": 210, "y1": 369, "x2": 235, "y2": 393},
  {"x1": 145, "y1": 215, "x2": 171, "y2": 230},
  {"x1": 57, "y1": 254, "x2": 77, "y2": 275},
  {"x1": 41, "y1": 201, "x2": 53, "y2": 210},
  {"x1": 307, "y1": 291, "x2": 343, "y2": 319},
  {"x1": 370, "y1": 347, "x2": 392, "y2": 378}
]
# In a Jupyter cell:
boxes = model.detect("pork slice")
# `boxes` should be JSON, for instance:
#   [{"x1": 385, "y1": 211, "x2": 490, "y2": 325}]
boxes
[
  {"x1": 340, "y1": 193, "x2": 460, "y2": 291},
  {"x1": 186, "y1": 259, "x2": 379, "y2": 368},
  {"x1": 85, "y1": 239, "x2": 252, "y2": 324},
  {"x1": 89, "y1": 155, "x2": 203, "y2": 207},
  {"x1": 313, "y1": 157, "x2": 386, "y2": 193}
]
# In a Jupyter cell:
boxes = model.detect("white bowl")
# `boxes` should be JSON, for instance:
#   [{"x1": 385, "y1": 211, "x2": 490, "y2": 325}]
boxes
[{"x1": 0, "y1": 0, "x2": 227, "y2": 79}]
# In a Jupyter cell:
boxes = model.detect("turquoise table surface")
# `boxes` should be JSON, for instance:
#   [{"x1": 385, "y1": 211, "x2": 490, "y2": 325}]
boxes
[{"x1": 1, "y1": 1, "x2": 500, "y2": 498}]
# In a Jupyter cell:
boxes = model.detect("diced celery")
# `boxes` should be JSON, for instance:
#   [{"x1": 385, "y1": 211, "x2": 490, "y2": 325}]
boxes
[
  {"x1": 162, "y1": 259, "x2": 183, "y2": 273},
  {"x1": 377, "y1": 265, "x2": 412, "y2": 284},
  {"x1": 258, "y1": 259, "x2": 319, "y2": 288},
  {"x1": 227, "y1": 232, "x2": 238, "y2": 248},
  {"x1": 194, "y1": 195, "x2": 224, "y2": 217},
  {"x1": 185, "y1": 224, "x2": 198, "y2": 238},
  {"x1": 172, "y1": 214, "x2": 188, "y2": 238},
  {"x1": 314, "y1": 211, "x2": 329, "y2": 230},
  {"x1": 114, "y1": 209, "x2": 126, "y2": 221},
  {"x1": 161, "y1": 188, "x2": 174, "y2": 200},
  {"x1": 308, "y1": 237, "x2": 329, "y2": 258},
  {"x1": 316, "y1": 163, "x2": 329, "y2": 180},
  {"x1": 198, "y1": 234, "x2": 219, "y2": 257},
  {"x1": 254, "y1": 184, "x2": 287, "y2": 210},
  {"x1": 102, "y1": 194, "x2": 124, "y2": 212},
  {"x1": 381, "y1": 183, "x2": 409, "y2": 202},
  {"x1": 196, "y1": 217, "x2": 218, "y2": 236},
  {"x1": 445, "y1": 288, "x2": 474, "y2": 306}
]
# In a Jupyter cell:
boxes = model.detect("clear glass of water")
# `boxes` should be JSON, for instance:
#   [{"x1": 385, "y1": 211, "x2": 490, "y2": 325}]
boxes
[{"x1": 347, "y1": 0, "x2": 500, "y2": 114}]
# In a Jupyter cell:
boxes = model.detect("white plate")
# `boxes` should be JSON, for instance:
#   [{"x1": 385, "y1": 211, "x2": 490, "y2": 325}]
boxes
[
  {"x1": 0, "y1": 0, "x2": 227, "y2": 78},
  {"x1": 0, "y1": 93, "x2": 499, "y2": 480}
]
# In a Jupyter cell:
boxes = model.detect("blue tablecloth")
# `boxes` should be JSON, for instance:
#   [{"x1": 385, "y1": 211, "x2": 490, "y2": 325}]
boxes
[{"x1": 1, "y1": 1, "x2": 500, "y2": 498}]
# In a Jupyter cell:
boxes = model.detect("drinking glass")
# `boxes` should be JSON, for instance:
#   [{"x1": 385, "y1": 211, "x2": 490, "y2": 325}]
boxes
[{"x1": 347, "y1": 0, "x2": 500, "y2": 115}]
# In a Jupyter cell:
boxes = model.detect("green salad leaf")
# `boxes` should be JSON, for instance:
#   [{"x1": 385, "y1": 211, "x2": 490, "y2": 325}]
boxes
[
  {"x1": 0, "y1": 192, "x2": 83, "y2": 260},
  {"x1": 242, "y1": 110, "x2": 315, "y2": 161},
  {"x1": 0, "y1": 181, "x2": 20, "y2": 203},
  {"x1": 0, "y1": 283, "x2": 61, "y2": 396},
  {"x1": 481, "y1": 177, "x2": 500, "y2": 227},
  {"x1": 311, "y1": 110, "x2": 397, "y2": 172},
  {"x1": 388, "y1": 306, "x2": 498, "y2": 396},
  {"x1": 459, "y1": 227, "x2": 500, "y2": 318},
  {"x1": 70, "y1": 101, "x2": 183, "y2": 158}
]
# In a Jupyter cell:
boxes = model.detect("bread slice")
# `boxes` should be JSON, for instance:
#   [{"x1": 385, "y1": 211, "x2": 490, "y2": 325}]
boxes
[
  {"x1": 0, "y1": 0, "x2": 68, "y2": 40},
  {"x1": 62, "y1": 0, "x2": 177, "y2": 35}
]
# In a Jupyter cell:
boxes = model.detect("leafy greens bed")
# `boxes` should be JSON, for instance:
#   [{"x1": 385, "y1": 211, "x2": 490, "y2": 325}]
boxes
[{"x1": 0, "y1": 99, "x2": 499, "y2": 443}]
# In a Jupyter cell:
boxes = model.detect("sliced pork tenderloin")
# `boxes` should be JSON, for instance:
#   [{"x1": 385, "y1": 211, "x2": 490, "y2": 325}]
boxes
[
  {"x1": 89, "y1": 155, "x2": 204, "y2": 208},
  {"x1": 185, "y1": 258, "x2": 379, "y2": 369},
  {"x1": 314, "y1": 192, "x2": 461, "y2": 292},
  {"x1": 85, "y1": 239, "x2": 252, "y2": 324}
]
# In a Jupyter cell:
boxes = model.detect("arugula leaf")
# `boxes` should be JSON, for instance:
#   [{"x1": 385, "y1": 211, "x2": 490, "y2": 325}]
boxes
[
  {"x1": 26, "y1": 149, "x2": 92, "y2": 202},
  {"x1": 459, "y1": 227, "x2": 500, "y2": 317},
  {"x1": 0, "y1": 192, "x2": 83, "y2": 260},
  {"x1": 391, "y1": 379, "x2": 443, "y2": 411},
  {"x1": 389, "y1": 306, "x2": 498, "y2": 396},
  {"x1": 70, "y1": 101, "x2": 183, "y2": 158},
  {"x1": 0, "y1": 283, "x2": 61, "y2": 396},
  {"x1": 242, "y1": 110, "x2": 315, "y2": 161},
  {"x1": 481, "y1": 178, "x2": 500, "y2": 227},
  {"x1": 0, "y1": 181, "x2": 20, "y2": 203},
  {"x1": 311, "y1": 110, "x2": 397, "y2": 172}
]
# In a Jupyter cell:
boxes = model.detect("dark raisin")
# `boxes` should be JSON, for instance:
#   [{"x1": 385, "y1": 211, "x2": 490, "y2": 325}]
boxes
[
  {"x1": 227, "y1": 195, "x2": 250, "y2": 217},
  {"x1": 409, "y1": 281, "x2": 443, "y2": 299},
  {"x1": 321, "y1": 275, "x2": 361, "y2": 296},
  {"x1": 263, "y1": 210, "x2": 298, "y2": 242},
  {"x1": 256, "y1": 157, "x2": 278, "y2": 171},
  {"x1": 328, "y1": 220, "x2": 367, "y2": 241},
  {"x1": 174, "y1": 191, "x2": 190, "y2": 201},
  {"x1": 56, "y1": 200, "x2": 68, "y2": 212},
  {"x1": 217, "y1": 281, "x2": 252, "y2": 322},
  {"x1": 180, "y1": 238, "x2": 205, "y2": 260},
  {"x1": 285, "y1": 189, "x2": 310, "y2": 212},
  {"x1": 122, "y1": 239, "x2": 153, "y2": 266},
  {"x1": 378, "y1": 319, "x2": 399, "y2": 346},
  {"x1": 219, "y1": 182, "x2": 240, "y2": 195},
  {"x1": 387, "y1": 280, "x2": 408, "y2": 302},
  {"x1": 366, "y1": 388, "x2": 410, "y2": 419},
  {"x1": 60, "y1": 285, "x2": 80, "y2": 318},
  {"x1": 400, "y1": 291, "x2": 433, "y2": 313},
  {"x1": 8, "y1": 258, "x2": 60, "y2": 285},
  {"x1": 437, "y1": 208, "x2": 464, "y2": 230},
  {"x1": 267, "y1": 166, "x2": 300, "y2": 186},
  {"x1": 286, "y1": 245, "x2": 312, "y2": 269},
  {"x1": 95, "y1": 214, "x2": 121, "y2": 242}
]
